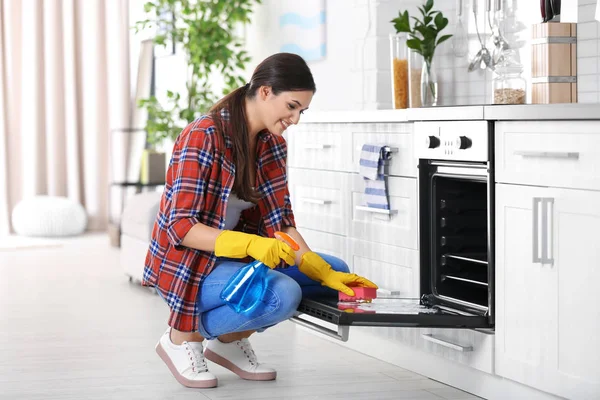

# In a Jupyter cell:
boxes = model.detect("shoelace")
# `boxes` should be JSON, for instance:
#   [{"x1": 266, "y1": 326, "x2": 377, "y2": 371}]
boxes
[
  {"x1": 237, "y1": 338, "x2": 259, "y2": 366},
  {"x1": 183, "y1": 341, "x2": 208, "y2": 373}
]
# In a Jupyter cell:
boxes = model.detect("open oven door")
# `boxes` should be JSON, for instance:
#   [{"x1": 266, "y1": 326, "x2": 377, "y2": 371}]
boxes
[{"x1": 291, "y1": 294, "x2": 493, "y2": 342}]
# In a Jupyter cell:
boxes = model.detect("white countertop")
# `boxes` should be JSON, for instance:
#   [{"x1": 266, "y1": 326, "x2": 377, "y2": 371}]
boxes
[{"x1": 301, "y1": 103, "x2": 600, "y2": 123}]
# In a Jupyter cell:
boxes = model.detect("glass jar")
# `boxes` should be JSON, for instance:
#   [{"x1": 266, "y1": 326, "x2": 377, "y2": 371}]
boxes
[
  {"x1": 389, "y1": 33, "x2": 408, "y2": 109},
  {"x1": 408, "y1": 50, "x2": 422, "y2": 108},
  {"x1": 493, "y1": 50, "x2": 526, "y2": 105}
]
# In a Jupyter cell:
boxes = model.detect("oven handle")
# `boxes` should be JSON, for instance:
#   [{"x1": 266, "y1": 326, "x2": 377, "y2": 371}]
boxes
[{"x1": 290, "y1": 314, "x2": 350, "y2": 342}]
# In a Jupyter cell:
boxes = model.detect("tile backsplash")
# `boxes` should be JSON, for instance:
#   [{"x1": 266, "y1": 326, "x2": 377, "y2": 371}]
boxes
[{"x1": 363, "y1": 0, "x2": 600, "y2": 109}]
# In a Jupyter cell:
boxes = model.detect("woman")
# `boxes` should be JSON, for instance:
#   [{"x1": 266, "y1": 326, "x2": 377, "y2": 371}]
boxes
[{"x1": 143, "y1": 53, "x2": 377, "y2": 388}]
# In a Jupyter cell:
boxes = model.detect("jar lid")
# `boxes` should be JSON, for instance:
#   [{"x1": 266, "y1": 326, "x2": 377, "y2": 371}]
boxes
[{"x1": 495, "y1": 50, "x2": 523, "y2": 74}]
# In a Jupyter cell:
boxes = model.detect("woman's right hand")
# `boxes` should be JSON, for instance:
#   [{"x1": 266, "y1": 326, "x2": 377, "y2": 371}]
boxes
[{"x1": 214, "y1": 230, "x2": 296, "y2": 268}]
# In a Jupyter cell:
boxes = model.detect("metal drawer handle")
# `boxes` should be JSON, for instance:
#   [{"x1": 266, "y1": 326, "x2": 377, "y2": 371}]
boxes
[
  {"x1": 542, "y1": 198, "x2": 555, "y2": 265},
  {"x1": 421, "y1": 333, "x2": 473, "y2": 352},
  {"x1": 514, "y1": 150, "x2": 579, "y2": 160},
  {"x1": 290, "y1": 315, "x2": 349, "y2": 342},
  {"x1": 300, "y1": 197, "x2": 332, "y2": 205},
  {"x1": 533, "y1": 197, "x2": 542, "y2": 263},
  {"x1": 301, "y1": 144, "x2": 332, "y2": 149},
  {"x1": 355, "y1": 206, "x2": 398, "y2": 215}
]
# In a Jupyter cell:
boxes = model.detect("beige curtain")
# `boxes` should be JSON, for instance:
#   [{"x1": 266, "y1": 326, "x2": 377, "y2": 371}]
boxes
[{"x1": 0, "y1": 0, "x2": 131, "y2": 233}]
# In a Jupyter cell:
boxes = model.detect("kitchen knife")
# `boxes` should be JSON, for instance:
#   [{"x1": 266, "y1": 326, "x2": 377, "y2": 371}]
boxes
[
  {"x1": 551, "y1": 0, "x2": 561, "y2": 20},
  {"x1": 544, "y1": 0, "x2": 554, "y2": 22},
  {"x1": 540, "y1": 0, "x2": 546, "y2": 22}
]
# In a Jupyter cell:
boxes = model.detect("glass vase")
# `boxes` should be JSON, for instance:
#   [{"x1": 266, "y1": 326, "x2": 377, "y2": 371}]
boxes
[
  {"x1": 421, "y1": 60, "x2": 438, "y2": 107},
  {"x1": 389, "y1": 33, "x2": 408, "y2": 109},
  {"x1": 408, "y1": 50, "x2": 422, "y2": 108}
]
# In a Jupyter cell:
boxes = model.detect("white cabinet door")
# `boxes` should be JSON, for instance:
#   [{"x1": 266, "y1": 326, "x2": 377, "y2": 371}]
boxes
[
  {"x1": 495, "y1": 120, "x2": 600, "y2": 190},
  {"x1": 348, "y1": 124, "x2": 416, "y2": 178},
  {"x1": 348, "y1": 238, "x2": 419, "y2": 297},
  {"x1": 286, "y1": 124, "x2": 352, "y2": 172},
  {"x1": 496, "y1": 183, "x2": 600, "y2": 399},
  {"x1": 295, "y1": 227, "x2": 348, "y2": 262},
  {"x1": 418, "y1": 328, "x2": 494, "y2": 374},
  {"x1": 288, "y1": 168, "x2": 350, "y2": 236},
  {"x1": 548, "y1": 187, "x2": 600, "y2": 399},
  {"x1": 349, "y1": 174, "x2": 418, "y2": 249}
]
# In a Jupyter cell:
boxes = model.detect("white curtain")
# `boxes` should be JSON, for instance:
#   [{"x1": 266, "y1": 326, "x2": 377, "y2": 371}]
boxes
[{"x1": 0, "y1": 0, "x2": 131, "y2": 233}]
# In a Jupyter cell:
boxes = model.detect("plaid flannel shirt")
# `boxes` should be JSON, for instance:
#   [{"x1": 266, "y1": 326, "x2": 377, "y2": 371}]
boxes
[{"x1": 143, "y1": 112, "x2": 295, "y2": 332}]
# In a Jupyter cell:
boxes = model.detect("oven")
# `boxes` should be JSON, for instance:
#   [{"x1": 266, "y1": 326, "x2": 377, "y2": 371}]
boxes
[{"x1": 292, "y1": 120, "x2": 494, "y2": 341}]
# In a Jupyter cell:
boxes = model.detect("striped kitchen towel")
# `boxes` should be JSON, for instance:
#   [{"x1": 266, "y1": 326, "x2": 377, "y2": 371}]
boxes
[{"x1": 359, "y1": 144, "x2": 391, "y2": 210}]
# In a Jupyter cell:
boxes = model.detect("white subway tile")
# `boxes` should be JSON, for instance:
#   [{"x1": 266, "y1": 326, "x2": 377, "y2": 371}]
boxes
[
  {"x1": 577, "y1": 22, "x2": 599, "y2": 41},
  {"x1": 578, "y1": 74, "x2": 599, "y2": 93},
  {"x1": 579, "y1": 4, "x2": 598, "y2": 23},
  {"x1": 578, "y1": 57, "x2": 598, "y2": 75},
  {"x1": 577, "y1": 92, "x2": 599, "y2": 103},
  {"x1": 578, "y1": 39, "x2": 599, "y2": 58}
]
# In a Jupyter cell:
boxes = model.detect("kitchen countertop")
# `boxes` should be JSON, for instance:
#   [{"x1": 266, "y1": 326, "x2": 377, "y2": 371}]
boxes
[{"x1": 301, "y1": 103, "x2": 600, "y2": 123}]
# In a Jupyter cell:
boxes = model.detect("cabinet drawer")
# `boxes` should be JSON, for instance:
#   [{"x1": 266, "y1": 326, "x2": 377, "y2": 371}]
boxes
[
  {"x1": 296, "y1": 228, "x2": 348, "y2": 262},
  {"x1": 349, "y1": 124, "x2": 416, "y2": 178},
  {"x1": 287, "y1": 124, "x2": 351, "y2": 172},
  {"x1": 288, "y1": 168, "x2": 349, "y2": 235},
  {"x1": 496, "y1": 121, "x2": 600, "y2": 190},
  {"x1": 417, "y1": 328, "x2": 494, "y2": 374},
  {"x1": 349, "y1": 174, "x2": 418, "y2": 249},
  {"x1": 348, "y1": 238, "x2": 419, "y2": 297}
]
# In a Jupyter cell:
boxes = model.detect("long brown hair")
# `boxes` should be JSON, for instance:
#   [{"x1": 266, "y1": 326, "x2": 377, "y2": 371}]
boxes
[{"x1": 210, "y1": 53, "x2": 316, "y2": 202}]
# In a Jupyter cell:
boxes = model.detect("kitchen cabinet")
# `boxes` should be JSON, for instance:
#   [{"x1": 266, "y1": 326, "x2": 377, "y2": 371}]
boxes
[
  {"x1": 349, "y1": 174, "x2": 418, "y2": 249},
  {"x1": 495, "y1": 183, "x2": 600, "y2": 399},
  {"x1": 495, "y1": 120, "x2": 600, "y2": 191},
  {"x1": 287, "y1": 167, "x2": 350, "y2": 236}
]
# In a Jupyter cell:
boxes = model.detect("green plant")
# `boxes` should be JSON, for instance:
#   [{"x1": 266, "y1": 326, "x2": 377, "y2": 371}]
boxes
[
  {"x1": 390, "y1": 0, "x2": 452, "y2": 67},
  {"x1": 134, "y1": 0, "x2": 261, "y2": 147}
]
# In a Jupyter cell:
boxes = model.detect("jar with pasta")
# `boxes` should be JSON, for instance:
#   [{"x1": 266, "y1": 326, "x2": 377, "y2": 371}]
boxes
[{"x1": 389, "y1": 33, "x2": 408, "y2": 109}]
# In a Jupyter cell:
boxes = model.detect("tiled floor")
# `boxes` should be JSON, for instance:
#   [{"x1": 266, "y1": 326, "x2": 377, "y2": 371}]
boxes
[{"x1": 0, "y1": 234, "x2": 480, "y2": 399}]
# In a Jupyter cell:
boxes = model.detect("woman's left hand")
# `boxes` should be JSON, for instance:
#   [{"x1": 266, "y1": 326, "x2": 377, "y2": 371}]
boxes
[{"x1": 298, "y1": 251, "x2": 378, "y2": 296}]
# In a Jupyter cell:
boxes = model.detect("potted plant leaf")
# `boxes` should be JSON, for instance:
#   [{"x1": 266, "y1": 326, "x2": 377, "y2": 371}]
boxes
[
  {"x1": 391, "y1": 0, "x2": 452, "y2": 106},
  {"x1": 134, "y1": 0, "x2": 261, "y2": 152}
]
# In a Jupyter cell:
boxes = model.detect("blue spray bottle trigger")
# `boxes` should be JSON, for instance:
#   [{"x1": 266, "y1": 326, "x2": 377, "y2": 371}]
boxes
[{"x1": 220, "y1": 260, "x2": 269, "y2": 314}]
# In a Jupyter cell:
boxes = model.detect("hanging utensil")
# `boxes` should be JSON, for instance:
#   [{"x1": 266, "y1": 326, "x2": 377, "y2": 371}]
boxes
[
  {"x1": 490, "y1": 0, "x2": 509, "y2": 66},
  {"x1": 468, "y1": 0, "x2": 493, "y2": 72},
  {"x1": 453, "y1": 0, "x2": 469, "y2": 57}
]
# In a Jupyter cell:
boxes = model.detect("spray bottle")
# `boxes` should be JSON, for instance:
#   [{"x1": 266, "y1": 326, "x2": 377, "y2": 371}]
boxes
[{"x1": 220, "y1": 231, "x2": 300, "y2": 314}]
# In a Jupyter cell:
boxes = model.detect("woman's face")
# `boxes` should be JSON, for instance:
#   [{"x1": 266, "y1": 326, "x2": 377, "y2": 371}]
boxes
[{"x1": 259, "y1": 88, "x2": 313, "y2": 135}]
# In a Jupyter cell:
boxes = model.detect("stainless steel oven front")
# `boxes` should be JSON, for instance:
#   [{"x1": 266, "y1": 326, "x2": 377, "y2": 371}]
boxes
[
  {"x1": 292, "y1": 120, "x2": 494, "y2": 341},
  {"x1": 416, "y1": 120, "x2": 494, "y2": 324}
]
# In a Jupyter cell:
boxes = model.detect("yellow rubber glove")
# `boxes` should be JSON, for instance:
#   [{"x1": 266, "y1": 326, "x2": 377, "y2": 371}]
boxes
[
  {"x1": 298, "y1": 251, "x2": 378, "y2": 296},
  {"x1": 214, "y1": 230, "x2": 296, "y2": 269}
]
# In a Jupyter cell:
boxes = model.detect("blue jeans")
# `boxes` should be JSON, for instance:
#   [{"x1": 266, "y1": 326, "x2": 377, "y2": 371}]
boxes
[{"x1": 195, "y1": 253, "x2": 349, "y2": 339}]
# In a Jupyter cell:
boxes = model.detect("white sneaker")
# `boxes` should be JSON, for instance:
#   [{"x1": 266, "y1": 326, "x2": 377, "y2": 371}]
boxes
[
  {"x1": 204, "y1": 338, "x2": 277, "y2": 381},
  {"x1": 155, "y1": 328, "x2": 218, "y2": 388}
]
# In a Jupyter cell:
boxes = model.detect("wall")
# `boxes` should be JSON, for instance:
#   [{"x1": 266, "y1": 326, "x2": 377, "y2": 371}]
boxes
[{"x1": 130, "y1": 0, "x2": 600, "y2": 113}]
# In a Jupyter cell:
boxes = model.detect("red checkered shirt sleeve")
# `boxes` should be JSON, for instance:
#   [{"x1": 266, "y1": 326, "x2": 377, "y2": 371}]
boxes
[{"x1": 166, "y1": 125, "x2": 216, "y2": 247}]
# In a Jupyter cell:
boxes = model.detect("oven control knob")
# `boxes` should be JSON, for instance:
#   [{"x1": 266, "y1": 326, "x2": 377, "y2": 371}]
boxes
[
  {"x1": 454, "y1": 136, "x2": 472, "y2": 150},
  {"x1": 426, "y1": 136, "x2": 440, "y2": 148}
]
